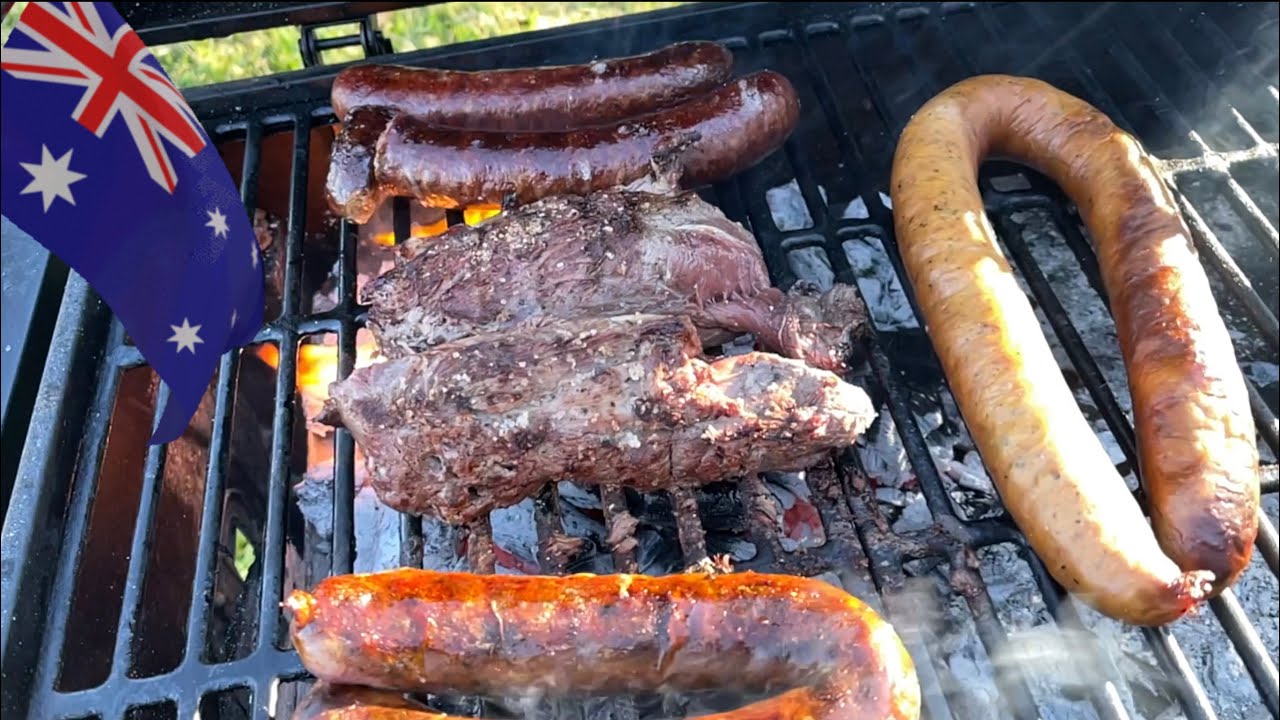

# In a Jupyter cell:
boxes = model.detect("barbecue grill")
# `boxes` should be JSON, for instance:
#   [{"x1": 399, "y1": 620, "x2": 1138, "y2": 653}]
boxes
[{"x1": 2, "y1": 2, "x2": 1277, "y2": 719}]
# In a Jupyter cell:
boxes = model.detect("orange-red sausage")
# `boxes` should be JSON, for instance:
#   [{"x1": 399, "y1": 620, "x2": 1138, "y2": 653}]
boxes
[
  {"x1": 890, "y1": 74, "x2": 1259, "y2": 625},
  {"x1": 284, "y1": 568, "x2": 921, "y2": 720}
]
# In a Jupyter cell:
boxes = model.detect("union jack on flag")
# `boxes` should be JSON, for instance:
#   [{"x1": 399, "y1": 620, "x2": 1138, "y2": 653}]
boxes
[{"x1": 1, "y1": 2, "x2": 265, "y2": 445}]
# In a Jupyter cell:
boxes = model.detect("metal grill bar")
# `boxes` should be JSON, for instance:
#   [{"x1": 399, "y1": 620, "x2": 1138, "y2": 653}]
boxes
[
  {"x1": 29, "y1": 329, "x2": 126, "y2": 700},
  {"x1": 110, "y1": 385, "x2": 170, "y2": 695},
  {"x1": 254, "y1": 115, "x2": 310, "y2": 656},
  {"x1": 332, "y1": 218, "x2": 361, "y2": 577},
  {"x1": 184, "y1": 352, "x2": 240, "y2": 662}
]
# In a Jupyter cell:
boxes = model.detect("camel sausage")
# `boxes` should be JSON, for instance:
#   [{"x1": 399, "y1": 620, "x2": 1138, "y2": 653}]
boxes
[
  {"x1": 330, "y1": 41, "x2": 735, "y2": 129},
  {"x1": 372, "y1": 70, "x2": 800, "y2": 213},
  {"x1": 890, "y1": 74, "x2": 1259, "y2": 625},
  {"x1": 284, "y1": 568, "x2": 921, "y2": 720}
]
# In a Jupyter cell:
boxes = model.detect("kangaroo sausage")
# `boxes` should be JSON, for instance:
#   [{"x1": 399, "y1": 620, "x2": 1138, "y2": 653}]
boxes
[
  {"x1": 330, "y1": 41, "x2": 735, "y2": 129},
  {"x1": 372, "y1": 70, "x2": 800, "y2": 212},
  {"x1": 890, "y1": 74, "x2": 1258, "y2": 625},
  {"x1": 284, "y1": 568, "x2": 922, "y2": 720}
]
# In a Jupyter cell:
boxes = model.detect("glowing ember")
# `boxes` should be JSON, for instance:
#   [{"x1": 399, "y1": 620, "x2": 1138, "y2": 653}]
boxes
[
  {"x1": 295, "y1": 331, "x2": 380, "y2": 422},
  {"x1": 254, "y1": 343, "x2": 280, "y2": 369},
  {"x1": 368, "y1": 203, "x2": 503, "y2": 247},
  {"x1": 464, "y1": 203, "x2": 503, "y2": 226},
  {"x1": 370, "y1": 219, "x2": 447, "y2": 247}
]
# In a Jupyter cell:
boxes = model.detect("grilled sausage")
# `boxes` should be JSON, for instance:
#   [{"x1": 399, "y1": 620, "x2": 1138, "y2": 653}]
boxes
[
  {"x1": 890, "y1": 74, "x2": 1259, "y2": 625},
  {"x1": 327, "y1": 107, "x2": 396, "y2": 225},
  {"x1": 372, "y1": 70, "x2": 800, "y2": 213},
  {"x1": 293, "y1": 682, "x2": 429, "y2": 720},
  {"x1": 330, "y1": 41, "x2": 735, "y2": 129},
  {"x1": 284, "y1": 568, "x2": 922, "y2": 720}
]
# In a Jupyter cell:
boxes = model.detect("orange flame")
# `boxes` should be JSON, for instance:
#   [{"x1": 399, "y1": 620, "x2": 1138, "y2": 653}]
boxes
[
  {"x1": 464, "y1": 203, "x2": 503, "y2": 226},
  {"x1": 369, "y1": 204, "x2": 503, "y2": 247},
  {"x1": 296, "y1": 334, "x2": 379, "y2": 404},
  {"x1": 254, "y1": 343, "x2": 280, "y2": 369}
]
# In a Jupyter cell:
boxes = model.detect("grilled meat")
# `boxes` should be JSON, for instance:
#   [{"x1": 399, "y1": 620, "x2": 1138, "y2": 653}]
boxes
[
  {"x1": 363, "y1": 189, "x2": 868, "y2": 373},
  {"x1": 317, "y1": 314, "x2": 877, "y2": 524}
]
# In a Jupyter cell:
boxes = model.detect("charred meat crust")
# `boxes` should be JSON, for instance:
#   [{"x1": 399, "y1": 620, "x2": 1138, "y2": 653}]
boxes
[
  {"x1": 363, "y1": 189, "x2": 866, "y2": 372},
  {"x1": 320, "y1": 314, "x2": 877, "y2": 524}
]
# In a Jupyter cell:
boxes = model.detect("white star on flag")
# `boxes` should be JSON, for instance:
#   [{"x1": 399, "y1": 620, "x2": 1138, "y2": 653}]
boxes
[
  {"x1": 231, "y1": 309, "x2": 237, "y2": 327},
  {"x1": 20, "y1": 145, "x2": 86, "y2": 212},
  {"x1": 167, "y1": 318, "x2": 204, "y2": 354},
  {"x1": 206, "y1": 207, "x2": 229, "y2": 238}
]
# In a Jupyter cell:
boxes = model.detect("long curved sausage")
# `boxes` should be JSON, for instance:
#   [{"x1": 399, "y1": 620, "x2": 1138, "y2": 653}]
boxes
[
  {"x1": 284, "y1": 568, "x2": 922, "y2": 720},
  {"x1": 330, "y1": 41, "x2": 735, "y2": 128},
  {"x1": 372, "y1": 70, "x2": 800, "y2": 212},
  {"x1": 890, "y1": 74, "x2": 1259, "y2": 625}
]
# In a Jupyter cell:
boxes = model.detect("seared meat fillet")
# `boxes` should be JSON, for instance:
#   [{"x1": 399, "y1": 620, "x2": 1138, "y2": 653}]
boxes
[
  {"x1": 318, "y1": 314, "x2": 876, "y2": 524},
  {"x1": 363, "y1": 189, "x2": 868, "y2": 372}
]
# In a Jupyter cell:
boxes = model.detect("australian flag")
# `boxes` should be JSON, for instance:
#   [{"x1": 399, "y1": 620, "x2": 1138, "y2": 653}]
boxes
[{"x1": 1, "y1": 2, "x2": 264, "y2": 445}]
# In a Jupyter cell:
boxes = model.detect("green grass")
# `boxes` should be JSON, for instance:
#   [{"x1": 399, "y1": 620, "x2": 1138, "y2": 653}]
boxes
[{"x1": 3, "y1": 2, "x2": 686, "y2": 88}]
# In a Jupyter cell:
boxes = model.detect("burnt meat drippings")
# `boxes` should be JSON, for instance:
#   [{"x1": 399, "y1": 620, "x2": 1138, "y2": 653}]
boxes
[
  {"x1": 319, "y1": 314, "x2": 877, "y2": 525},
  {"x1": 362, "y1": 189, "x2": 868, "y2": 372}
]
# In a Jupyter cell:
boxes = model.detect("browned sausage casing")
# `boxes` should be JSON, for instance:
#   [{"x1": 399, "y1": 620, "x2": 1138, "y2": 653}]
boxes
[
  {"x1": 890, "y1": 75, "x2": 1260, "y2": 625},
  {"x1": 330, "y1": 41, "x2": 735, "y2": 129},
  {"x1": 285, "y1": 568, "x2": 921, "y2": 720},
  {"x1": 327, "y1": 107, "x2": 395, "y2": 225},
  {"x1": 373, "y1": 70, "x2": 800, "y2": 212}
]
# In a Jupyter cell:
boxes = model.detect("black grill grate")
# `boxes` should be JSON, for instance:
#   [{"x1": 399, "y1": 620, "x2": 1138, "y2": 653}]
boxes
[{"x1": 2, "y1": 3, "x2": 1277, "y2": 720}]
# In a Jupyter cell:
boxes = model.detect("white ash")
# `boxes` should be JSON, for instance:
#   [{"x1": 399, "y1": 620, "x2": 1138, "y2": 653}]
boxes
[
  {"x1": 766, "y1": 178, "x2": 823, "y2": 231},
  {"x1": 718, "y1": 333, "x2": 759, "y2": 358},
  {"x1": 557, "y1": 481, "x2": 602, "y2": 510},
  {"x1": 856, "y1": 397, "x2": 1000, "y2": 522},
  {"x1": 875, "y1": 486, "x2": 910, "y2": 507},
  {"x1": 842, "y1": 235, "x2": 920, "y2": 331},
  {"x1": 892, "y1": 493, "x2": 934, "y2": 534},
  {"x1": 353, "y1": 485, "x2": 404, "y2": 573},
  {"x1": 293, "y1": 470, "x2": 334, "y2": 553},
  {"x1": 975, "y1": 544, "x2": 1132, "y2": 720},
  {"x1": 291, "y1": 465, "x2": 409, "y2": 573},
  {"x1": 787, "y1": 246, "x2": 835, "y2": 292},
  {"x1": 892, "y1": 573, "x2": 1007, "y2": 719},
  {"x1": 1177, "y1": 176, "x2": 1280, "y2": 307},
  {"x1": 491, "y1": 499, "x2": 540, "y2": 575},
  {"x1": 419, "y1": 517, "x2": 467, "y2": 572},
  {"x1": 856, "y1": 405, "x2": 914, "y2": 489},
  {"x1": 763, "y1": 471, "x2": 810, "y2": 510},
  {"x1": 839, "y1": 196, "x2": 870, "y2": 220}
]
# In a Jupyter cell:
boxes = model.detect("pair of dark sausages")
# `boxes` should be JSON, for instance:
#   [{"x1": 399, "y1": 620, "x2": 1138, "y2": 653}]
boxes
[
  {"x1": 286, "y1": 568, "x2": 922, "y2": 720},
  {"x1": 325, "y1": 41, "x2": 800, "y2": 223}
]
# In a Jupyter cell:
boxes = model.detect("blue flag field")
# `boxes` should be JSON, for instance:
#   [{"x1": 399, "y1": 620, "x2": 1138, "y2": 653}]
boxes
[{"x1": 1, "y1": 1, "x2": 264, "y2": 444}]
